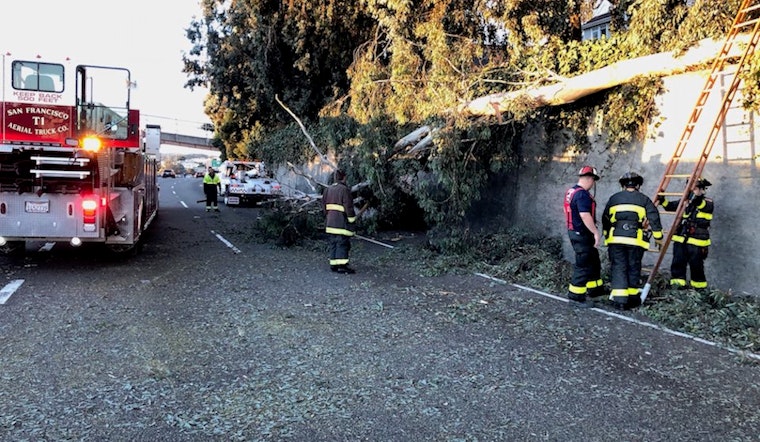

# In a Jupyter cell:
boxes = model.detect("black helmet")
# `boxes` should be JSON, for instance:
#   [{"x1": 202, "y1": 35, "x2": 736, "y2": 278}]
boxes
[
  {"x1": 619, "y1": 172, "x2": 643, "y2": 188},
  {"x1": 695, "y1": 177, "x2": 712, "y2": 189},
  {"x1": 578, "y1": 165, "x2": 600, "y2": 181},
  {"x1": 334, "y1": 169, "x2": 346, "y2": 182}
]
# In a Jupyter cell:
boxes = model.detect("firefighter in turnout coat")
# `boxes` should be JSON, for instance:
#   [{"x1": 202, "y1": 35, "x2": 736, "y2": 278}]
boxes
[
  {"x1": 602, "y1": 172, "x2": 663, "y2": 310},
  {"x1": 323, "y1": 169, "x2": 357, "y2": 274},
  {"x1": 657, "y1": 177, "x2": 714, "y2": 290},
  {"x1": 564, "y1": 165, "x2": 604, "y2": 305}
]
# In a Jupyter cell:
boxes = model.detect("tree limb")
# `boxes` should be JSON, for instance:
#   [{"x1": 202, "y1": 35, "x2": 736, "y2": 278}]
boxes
[{"x1": 275, "y1": 94, "x2": 338, "y2": 171}]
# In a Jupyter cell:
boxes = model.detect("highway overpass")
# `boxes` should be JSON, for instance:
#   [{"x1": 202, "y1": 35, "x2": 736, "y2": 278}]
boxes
[{"x1": 160, "y1": 131, "x2": 214, "y2": 150}]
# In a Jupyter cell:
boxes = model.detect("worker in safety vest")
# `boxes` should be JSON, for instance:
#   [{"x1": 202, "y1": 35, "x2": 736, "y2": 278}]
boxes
[
  {"x1": 563, "y1": 165, "x2": 604, "y2": 306},
  {"x1": 322, "y1": 169, "x2": 357, "y2": 274},
  {"x1": 602, "y1": 172, "x2": 663, "y2": 310},
  {"x1": 656, "y1": 177, "x2": 714, "y2": 290},
  {"x1": 203, "y1": 167, "x2": 222, "y2": 212}
]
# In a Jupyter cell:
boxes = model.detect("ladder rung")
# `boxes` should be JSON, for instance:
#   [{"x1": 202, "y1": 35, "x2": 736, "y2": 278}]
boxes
[
  {"x1": 736, "y1": 18, "x2": 760, "y2": 29},
  {"x1": 664, "y1": 174, "x2": 692, "y2": 179},
  {"x1": 724, "y1": 122, "x2": 750, "y2": 127}
]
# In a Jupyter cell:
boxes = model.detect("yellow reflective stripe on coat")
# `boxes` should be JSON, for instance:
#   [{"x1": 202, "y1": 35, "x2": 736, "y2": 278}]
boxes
[
  {"x1": 686, "y1": 237, "x2": 710, "y2": 247},
  {"x1": 326, "y1": 204, "x2": 345, "y2": 212},
  {"x1": 696, "y1": 212, "x2": 712, "y2": 220},
  {"x1": 672, "y1": 235, "x2": 710, "y2": 246},
  {"x1": 326, "y1": 226, "x2": 354, "y2": 236},
  {"x1": 605, "y1": 228, "x2": 649, "y2": 248},
  {"x1": 608, "y1": 204, "x2": 646, "y2": 222}
]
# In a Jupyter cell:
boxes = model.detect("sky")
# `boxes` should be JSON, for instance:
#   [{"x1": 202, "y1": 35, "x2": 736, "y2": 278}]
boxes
[{"x1": 1, "y1": 0, "x2": 212, "y2": 139}]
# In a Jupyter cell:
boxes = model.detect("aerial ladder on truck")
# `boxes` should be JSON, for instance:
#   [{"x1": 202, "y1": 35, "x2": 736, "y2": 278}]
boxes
[{"x1": 641, "y1": 0, "x2": 760, "y2": 302}]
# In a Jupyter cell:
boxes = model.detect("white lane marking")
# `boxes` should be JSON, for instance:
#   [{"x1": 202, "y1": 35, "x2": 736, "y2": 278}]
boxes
[
  {"x1": 475, "y1": 272, "x2": 760, "y2": 361},
  {"x1": 0, "y1": 279, "x2": 24, "y2": 304},
  {"x1": 211, "y1": 230, "x2": 241, "y2": 254},
  {"x1": 180, "y1": 201, "x2": 188, "y2": 208}
]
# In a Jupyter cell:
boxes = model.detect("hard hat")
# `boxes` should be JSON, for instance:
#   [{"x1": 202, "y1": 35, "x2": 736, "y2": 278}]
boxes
[
  {"x1": 619, "y1": 171, "x2": 643, "y2": 188},
  {"x1": 695, "y1": 177, "x2": 712, "y2": 188},
  {"x1": 578, "y1": 165, "x2": 600, "y2": 181}
]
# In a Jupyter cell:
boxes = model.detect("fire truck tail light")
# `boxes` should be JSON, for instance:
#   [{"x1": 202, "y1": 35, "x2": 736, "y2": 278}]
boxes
[
  {"x1": 82, "y1": 198, "x2": 98, "y2": 230},
  {"x1": 82, "y1": 199, "x2": 98, "y2": 211}
]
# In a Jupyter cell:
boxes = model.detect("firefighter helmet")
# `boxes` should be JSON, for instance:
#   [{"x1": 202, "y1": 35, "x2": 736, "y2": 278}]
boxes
[
  {"x1": 578, "y1": 165, "x2": 600, "y2": 181},
  {"x1": 619, "y1": 172, "x2": 643, "y2": 188},
  {"x1": 334, "y1": 169, "x2": 346, "y2": 182},
  {"x1": 695, "y1": 177, "x2": 712, "y2": 189}
]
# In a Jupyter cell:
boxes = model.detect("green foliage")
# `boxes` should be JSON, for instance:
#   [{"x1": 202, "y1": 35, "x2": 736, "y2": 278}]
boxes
[
  {"x1": 642, "y1": 289, "x2": 760, "y2": 352},
  {"x1": 184, "y1": 0, "x2": 376, "y2": 153},
  {"x1": 597, "y1": 76, "x2": 663, "y2": 149},
  {"x1": 252, "y1": 200, "x2": 324, "y2": 247},
  {"x1": 187, "y1": 0, "x2": 742, "y2": 233},
  {"x1": 741, "y1": 55, "x2": 760, "y2": 113}
]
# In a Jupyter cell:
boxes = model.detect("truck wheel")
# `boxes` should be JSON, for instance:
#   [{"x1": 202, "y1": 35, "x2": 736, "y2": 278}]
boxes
[
  {"x1": 0, "y1": 241, "x2": 25, "y2": 256},
  {"x1": 105, "y1": 243, "x2": 139, "y2": 257}
]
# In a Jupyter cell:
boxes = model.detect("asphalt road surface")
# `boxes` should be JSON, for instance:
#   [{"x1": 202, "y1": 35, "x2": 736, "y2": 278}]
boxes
[{"x1": 1, "y1": 175, "x2": 759, "y2": 441}]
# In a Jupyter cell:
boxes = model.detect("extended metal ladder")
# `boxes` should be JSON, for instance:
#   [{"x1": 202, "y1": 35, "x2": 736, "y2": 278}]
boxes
[{"x1": 642, "y1": 0, "x2": 760, "y2": 301}]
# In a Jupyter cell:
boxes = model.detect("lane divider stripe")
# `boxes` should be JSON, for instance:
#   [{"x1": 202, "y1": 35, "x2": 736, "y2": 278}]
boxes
[
  {"x1": 211, "y1": 230, "x2": 241, "y2": 254},
  {"x1": 0, "y1": 279, "x2": 24, "y2": 305}
]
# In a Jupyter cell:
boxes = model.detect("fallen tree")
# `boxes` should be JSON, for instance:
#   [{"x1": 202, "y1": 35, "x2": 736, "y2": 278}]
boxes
[{"x1": 396, "y1": 34, "x2": 752, "y2": 154}]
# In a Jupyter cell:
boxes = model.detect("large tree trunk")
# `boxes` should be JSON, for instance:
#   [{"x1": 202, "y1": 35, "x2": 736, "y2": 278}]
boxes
[{"x1": 458, "y1": 35, "x2": 750, "y2": 117}]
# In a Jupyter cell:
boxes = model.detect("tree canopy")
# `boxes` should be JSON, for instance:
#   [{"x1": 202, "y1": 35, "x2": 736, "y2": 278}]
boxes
[{"x1": 183, "y1": 0, "x2": 750, "y2": 234}]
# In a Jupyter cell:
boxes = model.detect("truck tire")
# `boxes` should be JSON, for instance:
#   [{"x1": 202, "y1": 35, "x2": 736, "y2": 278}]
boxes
[{"x1": 0, "y1": 241, "x2": 25, "y2": 256}]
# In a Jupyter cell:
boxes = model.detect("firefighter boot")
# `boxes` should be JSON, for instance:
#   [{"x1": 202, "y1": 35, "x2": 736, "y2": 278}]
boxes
[
  {"x1": 567, "y1": 292, "x2": 593, "y2": 308},
  {"x1": 336, "y1": 265, "x2": 356, "y2": 274}
]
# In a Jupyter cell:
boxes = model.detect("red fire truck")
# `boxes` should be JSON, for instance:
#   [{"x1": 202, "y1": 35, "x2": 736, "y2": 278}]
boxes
[{"x1": 0, "y1": 53, "x2": 159, "y2": 255}]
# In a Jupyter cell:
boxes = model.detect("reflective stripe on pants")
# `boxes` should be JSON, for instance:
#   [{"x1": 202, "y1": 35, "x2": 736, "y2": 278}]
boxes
[{"x1": 328, "y1": 234, "x2": 351, "y2": 266}]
